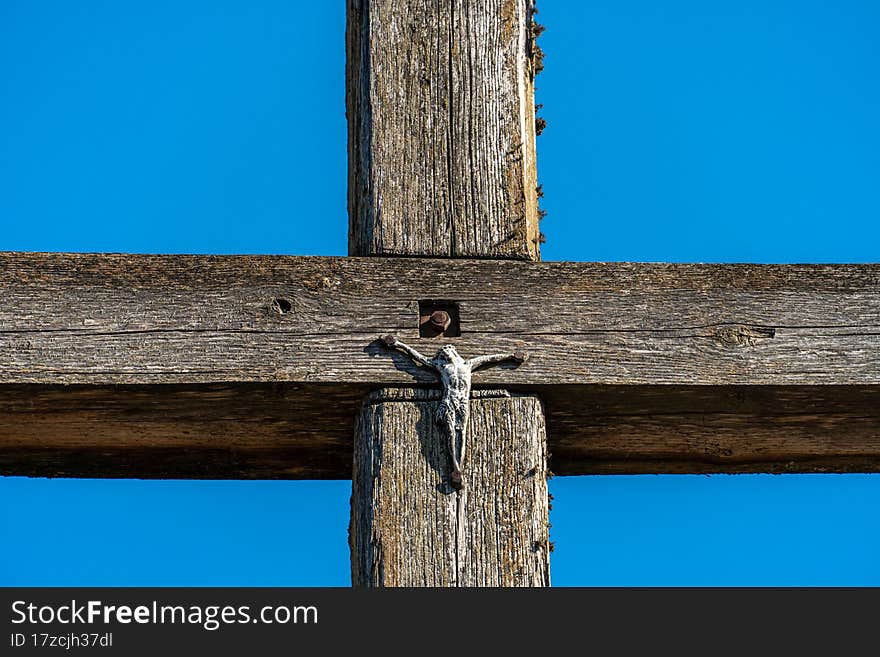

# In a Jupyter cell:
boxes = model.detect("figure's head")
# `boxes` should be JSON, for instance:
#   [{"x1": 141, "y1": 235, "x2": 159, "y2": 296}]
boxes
[{"x1": 434, "y1": 344, "x2": 461, "y2": 364}]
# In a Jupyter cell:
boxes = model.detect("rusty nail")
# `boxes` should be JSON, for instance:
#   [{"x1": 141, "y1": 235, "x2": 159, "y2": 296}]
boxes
[{"x1": 429, "y1": 310, "x2": 451, "y2": 331}]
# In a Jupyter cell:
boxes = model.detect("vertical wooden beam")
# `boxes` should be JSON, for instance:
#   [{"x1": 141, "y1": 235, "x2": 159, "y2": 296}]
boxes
[
  {"x1": 347, "y1": 0, "x2": 549, "y2": 586},
  {"x1": 350, "y1": 390, "x2": 549, "y2": 586},
  {"x1": 346, "y1": 0, "x2": 542, "y2": 259}
]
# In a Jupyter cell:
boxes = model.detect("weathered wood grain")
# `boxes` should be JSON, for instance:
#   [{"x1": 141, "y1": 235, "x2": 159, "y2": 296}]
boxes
[
  {"x1": 350, "y1": 389, "x2": 550, "y2": 586},
  {"x1": 2, "y1": 253, "x2": 878, "y2": 386},
  {"x1": 542, "y1": 384, "x2": 880, "y2": 475},
  {"x1": 1, "y1": 383, "x2": 878, "y2": 479},
  {"x1": 2, "y1": 253, "x2": 878, "y2": 479},
  {"x1": 346, "y1": 0, "x2": 545, "y2": 586},
  {"x1": 346, "y1": 0, "x2": 541, "y2": 259}
]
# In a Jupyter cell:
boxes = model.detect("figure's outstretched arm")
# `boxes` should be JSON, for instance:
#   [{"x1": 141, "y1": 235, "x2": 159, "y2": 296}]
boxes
[
  {"x1": 381, "y1": 335, "x2": 434, "y2": 368},
  {"x1": 467, "y1": 350, "x2": 528, "y2": 370}
]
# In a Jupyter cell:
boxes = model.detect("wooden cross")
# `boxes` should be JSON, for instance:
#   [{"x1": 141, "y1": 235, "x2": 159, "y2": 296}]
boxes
[{"x1": 2, "y1": 1, "x2": 879, "y2": 586}]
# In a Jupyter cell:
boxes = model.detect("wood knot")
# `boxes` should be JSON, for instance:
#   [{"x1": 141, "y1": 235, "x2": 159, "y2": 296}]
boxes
[
  {"x1": 712, "y1": 324, "x2": 775, "y2": 347},
  {"x1": 270, "y1": 297, "x2": 292, "y2": 315}
]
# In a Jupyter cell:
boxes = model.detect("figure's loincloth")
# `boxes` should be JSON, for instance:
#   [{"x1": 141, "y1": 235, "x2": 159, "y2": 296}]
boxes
[{"x1": 435, "y1": 398, "x2": 468, "y2": 429}]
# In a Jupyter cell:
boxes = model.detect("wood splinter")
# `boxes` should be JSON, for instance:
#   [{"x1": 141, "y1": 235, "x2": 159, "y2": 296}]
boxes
[{"x1": 381, "y1": 335, "x2": 527, "y2": 490}]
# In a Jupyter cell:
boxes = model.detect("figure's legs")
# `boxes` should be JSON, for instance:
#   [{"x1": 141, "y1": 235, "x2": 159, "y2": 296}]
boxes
[
  {"x1": 449, "y1": 407, "x2": 469, "y2": 491},
  {"x1": 449, "y1": 427, "x2": 463, "y2": 491},
  {"x1": 457, "y1": 406, "x2": 470, "y2": 469},
  {"x1": 437, "y1": 404, "x2": 463, "y2": 489}
]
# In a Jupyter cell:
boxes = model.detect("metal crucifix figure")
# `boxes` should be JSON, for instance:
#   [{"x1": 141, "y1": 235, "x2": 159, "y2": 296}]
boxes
[{"x1": 381, "y1": 335, "x2": 527, "y2": 491}]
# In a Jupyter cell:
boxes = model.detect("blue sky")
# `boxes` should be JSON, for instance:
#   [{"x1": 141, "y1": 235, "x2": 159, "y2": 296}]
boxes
[{"x1": 1, "y1": 1, "x2": 878, "y2": 585}]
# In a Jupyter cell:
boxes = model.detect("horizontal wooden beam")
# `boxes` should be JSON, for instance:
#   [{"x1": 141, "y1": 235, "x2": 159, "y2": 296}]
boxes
[
  {"x1": 1, "y1": 253, "x2": 879, "y2": 478},
  {"x1": 3, "y1": 253, "x2": 878, "y2": 386},
  {"x1": 1, "y1": 383, "x2": 878, "y2": 479}
]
